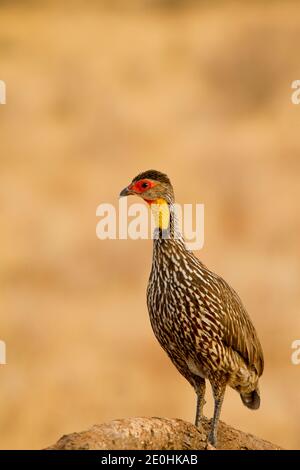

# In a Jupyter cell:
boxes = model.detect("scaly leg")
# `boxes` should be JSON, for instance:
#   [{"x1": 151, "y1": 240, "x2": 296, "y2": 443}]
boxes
[
  {"x1": 194, "y1": 377, "x2": 206, "y2": 428},
  {"x1": 208, "y1": 381, "x2": 226, "y2": 447}
]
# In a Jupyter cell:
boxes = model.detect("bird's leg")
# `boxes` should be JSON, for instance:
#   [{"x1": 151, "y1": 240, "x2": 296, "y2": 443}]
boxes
[
  {"x1": 194, "y1": 378, "x2": 206, "y2": 428},
  {"x1": 208, "y1": 381, "x2": 226, "y2": 447}
]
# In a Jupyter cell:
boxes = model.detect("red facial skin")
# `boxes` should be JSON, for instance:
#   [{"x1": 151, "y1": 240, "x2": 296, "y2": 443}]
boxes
[{"x1": 129, "y1": 179, "x2": 157, "y2": 204}]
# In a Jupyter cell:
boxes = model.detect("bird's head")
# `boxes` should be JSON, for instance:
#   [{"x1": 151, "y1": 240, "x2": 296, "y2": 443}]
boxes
[
  {"x1": 119, "y1": 170, "x2": 174, "y2": 205},
  {"x1": 120, "y1": 170, "x2": 175, "y2": 231}
]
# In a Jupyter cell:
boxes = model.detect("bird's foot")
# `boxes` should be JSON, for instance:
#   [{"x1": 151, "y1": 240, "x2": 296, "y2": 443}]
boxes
[
  {"x1": 196, "y1": 429, "x2": 207, "y2": 442},
  {"x1": 206, "y1": 442, "x2": 217, "y2": 450},
  {"x1": 207, "y1": 431, "x2": 217, "y2": 449},
  {"x1": 194, "y1": 421, "x2": 207, "y2": 442}
]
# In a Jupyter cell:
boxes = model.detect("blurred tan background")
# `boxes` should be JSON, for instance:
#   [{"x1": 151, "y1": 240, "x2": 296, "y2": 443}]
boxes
[{"x1": 0, "y1": 0, "x2": 300, "y2": 450}]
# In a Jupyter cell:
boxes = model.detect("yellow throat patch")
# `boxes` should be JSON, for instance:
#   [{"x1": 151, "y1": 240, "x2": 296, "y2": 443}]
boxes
[{"x1": 149, "y1": 198, "x2": 170, "y2": 230}]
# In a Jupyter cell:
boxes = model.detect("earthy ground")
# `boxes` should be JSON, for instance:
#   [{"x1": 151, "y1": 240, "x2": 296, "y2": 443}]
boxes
[
  {"x1": 0, "y1": 0, "x2": 299, "y2": 449},
  {"x1": 46, "y1": 417, "x2": 282, "y2": 450}
]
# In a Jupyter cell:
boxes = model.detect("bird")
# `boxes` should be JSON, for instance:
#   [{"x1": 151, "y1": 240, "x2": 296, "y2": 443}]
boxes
[{"x1": 119, "y1": 169, "x2": 264, "y2": 447}]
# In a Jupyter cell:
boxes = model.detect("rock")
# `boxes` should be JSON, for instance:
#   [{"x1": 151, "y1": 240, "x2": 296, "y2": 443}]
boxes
[{"x1": 46, "y1": 417, "x2": 282, "y2": 450}]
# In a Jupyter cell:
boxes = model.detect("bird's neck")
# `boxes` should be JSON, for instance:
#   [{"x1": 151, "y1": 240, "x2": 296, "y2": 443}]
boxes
[{"x1": 149, "y1": 199, "x2": 185, "y2": 246}]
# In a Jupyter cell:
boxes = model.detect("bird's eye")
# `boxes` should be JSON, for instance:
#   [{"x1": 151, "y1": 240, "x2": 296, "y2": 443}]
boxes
[{"x1": 141, "y1": 182, "x2": 149, "y2": 189}]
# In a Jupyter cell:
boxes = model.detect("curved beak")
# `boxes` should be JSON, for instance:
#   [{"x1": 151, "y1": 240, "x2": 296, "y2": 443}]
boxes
[{"x1": 119, "y1": 185, "x2": 133, "y2": 198}]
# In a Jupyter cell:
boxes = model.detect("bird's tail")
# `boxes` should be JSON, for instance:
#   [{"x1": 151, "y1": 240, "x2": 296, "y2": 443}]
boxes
[{"x1": 240, "y1": 389, "x2": 260, "y2": 410}]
